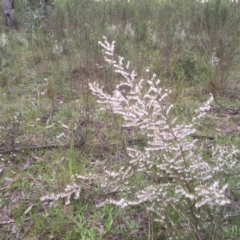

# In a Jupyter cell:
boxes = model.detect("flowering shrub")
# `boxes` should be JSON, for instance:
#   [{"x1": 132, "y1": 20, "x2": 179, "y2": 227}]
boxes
[{"x1": 41, "y1": 36, "x2": 239, "y2": 239}]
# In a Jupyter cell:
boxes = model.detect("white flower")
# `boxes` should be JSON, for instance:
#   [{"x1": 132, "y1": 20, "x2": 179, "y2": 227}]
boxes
[
  {"x1": 1, "y1": 33, "x2": 9, "y2": 47},
  {"x1": 210, "y1": 51, "x2": 220, "y2": 68},
  {"x1": 53, "y1": 44, "x2": 63, "y2": 56},
  {"x1": 125, "y1": 22, "x2": 135, "y2": 39}
]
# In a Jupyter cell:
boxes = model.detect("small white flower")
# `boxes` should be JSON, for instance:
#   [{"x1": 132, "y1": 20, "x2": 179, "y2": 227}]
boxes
[
  {"x1": 125, "y1": 22, "x2": 135, "y2": 39},
  {"x1": 1, "y1": 33, "x2": 9, "y2": 47},
  {"x1": 53, "y1": 44, "x2": 63, "y2": 56},
  {"x1": 210, "y1": 51, "x2": 220, "y2": 67}
]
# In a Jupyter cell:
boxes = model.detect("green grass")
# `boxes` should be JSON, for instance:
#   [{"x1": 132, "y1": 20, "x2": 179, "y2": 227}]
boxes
[{"x1": 0, "y1": 0, "x2": 240, "y2": 239}]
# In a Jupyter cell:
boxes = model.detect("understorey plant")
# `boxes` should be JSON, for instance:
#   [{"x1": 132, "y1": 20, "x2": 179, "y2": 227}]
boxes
[{"x1": 41, "y1": 37, "x2": 239, "y2": 239}]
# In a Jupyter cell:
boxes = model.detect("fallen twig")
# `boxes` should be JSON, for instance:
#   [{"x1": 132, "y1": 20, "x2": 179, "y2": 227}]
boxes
[{"x1": 0, "y1": 142, "x2": 85, "y2": 155}]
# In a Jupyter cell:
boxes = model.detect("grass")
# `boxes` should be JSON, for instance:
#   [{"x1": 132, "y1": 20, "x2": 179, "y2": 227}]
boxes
[{"x1": 0, "y1": 0, "x2": 239, "y2": 239}]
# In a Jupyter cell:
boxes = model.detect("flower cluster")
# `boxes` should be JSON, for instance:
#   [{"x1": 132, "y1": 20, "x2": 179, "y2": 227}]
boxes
[
  {"x1": 41, "y1": 177, "x2": 81, "y2": 205},
  {"x1": 89, "y1": 37, "x2": 239, "y2": 235}
]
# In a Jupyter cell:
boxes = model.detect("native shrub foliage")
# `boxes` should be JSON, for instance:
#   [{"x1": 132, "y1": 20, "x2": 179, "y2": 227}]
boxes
[{"x1": 41, "y1": 37, "x2": 239, "y2": 239}]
